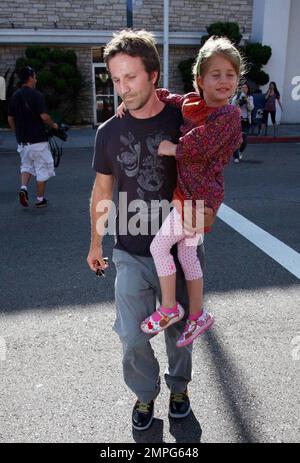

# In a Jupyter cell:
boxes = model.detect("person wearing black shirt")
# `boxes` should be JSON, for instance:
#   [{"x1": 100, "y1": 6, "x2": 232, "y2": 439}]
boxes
[
  {"x1": 8, "y1": 66, "x2": 58, "y2": 207},
  {"x1": 87, "y1": 30, "x2": 215, "y2": 431}
]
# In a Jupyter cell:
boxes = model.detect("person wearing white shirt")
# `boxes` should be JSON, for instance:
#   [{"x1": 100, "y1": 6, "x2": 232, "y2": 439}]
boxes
[
  {"x1": 231, "y1": 82, "x2": 254, "y2": 163},
  {"x1": 0, "y1": 76, "x2": 6, "y2": 101}
]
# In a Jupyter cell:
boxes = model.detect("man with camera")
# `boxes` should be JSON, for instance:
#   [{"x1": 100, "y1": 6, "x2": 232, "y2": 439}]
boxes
[
  {"x1": 231, "y1": 82, "x2": 254, "y2": 163},
  {"x1": 8, "y1": 66, "x2": 58, "y2": 208}
]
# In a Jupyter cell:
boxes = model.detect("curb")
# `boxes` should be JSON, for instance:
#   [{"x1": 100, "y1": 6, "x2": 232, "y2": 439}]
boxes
[{"x1": 248, "y1": 136, "x2": 300, "y2": 144}]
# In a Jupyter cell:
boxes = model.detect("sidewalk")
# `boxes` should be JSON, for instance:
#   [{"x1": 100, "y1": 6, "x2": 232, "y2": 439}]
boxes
[
  {"x1": 0, "y1": 124, "x2": 300, "y2": 151},
  {"x1": 248, "y1": 124, "x2": 300, "y2": 144}
]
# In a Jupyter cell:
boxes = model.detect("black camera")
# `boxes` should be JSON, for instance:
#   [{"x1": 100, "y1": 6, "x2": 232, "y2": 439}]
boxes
[
  {"x1": 47, "y1": 123, "x2": 70, "y2": 168},
  {"x1": 47, "y1": 123, "x2": 69, "y2": 141},
  {"x1": 239, "y1": 94, "x2": 248, "y2": 106}
]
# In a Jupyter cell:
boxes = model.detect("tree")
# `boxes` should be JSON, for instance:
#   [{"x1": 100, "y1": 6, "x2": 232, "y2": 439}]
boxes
[
  {"x1": 14, "y1": 46, "x2": 87, "y2": 124},
  {"x1": 201, "y1": 22, "x2": 242, "y2": 46},
  {"x1": 241, "y1": 42, "x2": 272, "y2": 86}
]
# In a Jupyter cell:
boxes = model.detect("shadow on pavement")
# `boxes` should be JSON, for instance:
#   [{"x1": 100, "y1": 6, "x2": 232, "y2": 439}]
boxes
[
  {"x1": 132, "y1": 418, "x2": 164, "y2": 443},
  {"x1": 168, "y1": 411, "x2": 202, "y2": 443},
  {"x1": 131, "y1": 412, "x2": 202, "y2": 444},
  {"x1": 205, "y1": 329, "x2": 261, "y2": 443}
]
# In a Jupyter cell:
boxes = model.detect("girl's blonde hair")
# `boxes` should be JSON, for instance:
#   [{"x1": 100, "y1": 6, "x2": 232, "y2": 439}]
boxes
[{"x1": 193, "y1": 36, "x2": 246, "y2": 95}]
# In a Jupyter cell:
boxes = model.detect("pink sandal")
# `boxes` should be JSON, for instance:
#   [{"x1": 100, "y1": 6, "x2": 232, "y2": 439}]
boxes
[
  {"x1": 176, "y1": 309, "x2": 215, "y2": 347},
  {"x1": 141, "y1": 303, "x2": 185, "y2": 334}
]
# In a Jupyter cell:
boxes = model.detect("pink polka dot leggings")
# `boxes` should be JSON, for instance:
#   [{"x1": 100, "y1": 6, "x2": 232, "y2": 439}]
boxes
[{"x1": 150, "y1": 207, "x2": 203, "y2": 280}]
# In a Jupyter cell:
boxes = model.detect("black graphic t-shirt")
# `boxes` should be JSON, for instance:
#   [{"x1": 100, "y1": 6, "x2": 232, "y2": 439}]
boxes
[{"x1": 92, "y1": 105, "x2": 183, "y2": 256}]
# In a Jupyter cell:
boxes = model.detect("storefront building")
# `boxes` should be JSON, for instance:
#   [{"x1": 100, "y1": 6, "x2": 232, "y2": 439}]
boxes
[{"x1": 2, "y1": 1, "x2": 297, "y2": 125}]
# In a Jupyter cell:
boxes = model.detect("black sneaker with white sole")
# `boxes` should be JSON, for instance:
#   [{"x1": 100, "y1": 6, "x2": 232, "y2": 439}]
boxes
[
  {"x1": 19, "y1": 188, "x2": 29, "y2": 207},
  {"x1": 132, "y1": 400, "x2": 154, "y2": 431},
  {"x1": 35, "y1": 198, "x2": 48, "y2": 208},
  {"x1": 169, "y1": 390, "x2": 191, "y2": 418}
]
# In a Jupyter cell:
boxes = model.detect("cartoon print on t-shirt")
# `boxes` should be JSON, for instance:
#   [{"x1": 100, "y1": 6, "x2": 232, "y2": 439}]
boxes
[
  {"x1": 118, "y1": 131, "x2": 170, "y2": 208},
  {"x1": 137, "y1": 132, "x2": 170, "y2": 198},
  {"x1": 146, "y1": 132, "x2": 166, "y2": 157},
  {"x1": 117, "y1": 132, "x2": 141, "y2": 177},
  {"x1": 137, "y1": 154, "x2": 164, "y2": 199}
]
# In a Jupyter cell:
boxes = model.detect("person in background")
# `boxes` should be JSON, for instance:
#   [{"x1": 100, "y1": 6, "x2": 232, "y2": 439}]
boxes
[
  {"x1": 261, "y1": 81, "x2": 283, "y2": 137},
  {"x1": 7, "y1": 66, "x2": 58, "y2": 208},
  {"x1": 231, "y1": 82, "x2": 254, "y2": 163},
  {"x1": 250, "y1": 89, "x2": 265, "y2": 136},
  {"x1": 0, "y1": 74, "x2": 6, "y2": 125}
]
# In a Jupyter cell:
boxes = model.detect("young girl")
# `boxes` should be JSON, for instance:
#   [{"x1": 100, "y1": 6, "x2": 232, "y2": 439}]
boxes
[{"x1": 117, "y1": 36, "x2": 243, "y2": 347}]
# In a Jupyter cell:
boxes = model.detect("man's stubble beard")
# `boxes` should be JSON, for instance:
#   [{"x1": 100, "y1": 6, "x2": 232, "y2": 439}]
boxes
[
  {"x1": 125, "y1": 97, "x2": 149, "y2": 111},
  {"x1": 122, "y1": 79, "x2": 154, "y2": 112}
]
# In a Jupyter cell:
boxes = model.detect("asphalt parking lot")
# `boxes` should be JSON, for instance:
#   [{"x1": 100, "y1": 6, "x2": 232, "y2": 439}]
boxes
[{"x1": 0, "y1": 141, "x2": 299, "y2": 443}]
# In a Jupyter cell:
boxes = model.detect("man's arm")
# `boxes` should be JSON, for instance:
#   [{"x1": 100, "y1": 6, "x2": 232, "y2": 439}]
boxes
[
  {"x1": 277, "y1": 98, "x2": 284, "y2": 112},
  {"x1": 7, "y1": 116, "x2": 16, "y2": 132},
  {"x1": 40, "y1": 113, "x2": 59, "y2": 130},
  {"x1": 87, "y1": 172, "x2": 114, "y2": 273},
  {"x1": 156, "y1": 88, "x2": 185, "y2": 109}
]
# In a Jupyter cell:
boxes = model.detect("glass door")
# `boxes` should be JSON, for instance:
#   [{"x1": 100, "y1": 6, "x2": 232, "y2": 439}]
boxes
[{"x1": 93, "y1": 64, "x2": 115, "y2": 125}]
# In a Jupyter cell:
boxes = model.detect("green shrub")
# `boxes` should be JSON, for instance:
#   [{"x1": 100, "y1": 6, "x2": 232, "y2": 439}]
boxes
[
  {"x1": 178, "y1": 58, "x2": 195, "y2": 92},
  {"x1": 37, "y1": 70, "x2": 55, "y2": 87},
  {"x1": 56, "y1": 63, "x2": 74, "y2": 79},
  {"x1": 54, "y1": 77, "x2": 68, "y2": 92},
  {"x1": 12, "y1": 45, "x2": 86, "y2": 124},
  {"x1": 202, "y1": 21, "x2": 243, "y2": 45},
  {"x1": 246, "y1": 67, "x2": 270, "y2": 86},
  {"x1": 25, "y1": 46, "x2": 50, "y2": 61},
  {"x1": 16, "y1": 57, "x2": 30, "y2": 69},
  {"x1": 242, "y1": 42, "x2": 272, "y2": 65},
  {"x1": 49, "y1": 48, "x2": 65, "y2": 63},
  {"x1": 64, "y1": 50, "x2": 77, "y2": 65}
]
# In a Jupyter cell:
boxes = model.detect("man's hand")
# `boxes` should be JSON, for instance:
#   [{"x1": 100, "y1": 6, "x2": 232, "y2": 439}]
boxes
[
  {"x1": 40, "y1": 113, "x2": 58, "y2": 129},
  {"x1": 203, "y1": 206, "x2": 216, "y2": 230},
  {"x1": 87, "y1": 244, "x2": 108, "y2": 273},
  {"x1": 158, "y1": 140, "x2": 177, "y2": 157}
]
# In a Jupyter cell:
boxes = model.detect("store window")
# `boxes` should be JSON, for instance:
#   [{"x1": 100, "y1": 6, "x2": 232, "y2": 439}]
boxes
[{"x1": 92, "y1": 47, "x2": 118, "y2": 125}]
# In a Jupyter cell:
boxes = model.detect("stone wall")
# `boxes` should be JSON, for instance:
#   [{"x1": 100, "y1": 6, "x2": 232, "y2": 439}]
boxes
[
  {"x1": 0, "y1": 41, "x2": 232, "y2": 124},
  {"x1": 72, "y1": 46, "x2": 94, "y2": 123},
  {"x1": 0, "y1": 46, "x2": 25, "y2": 78},
  {"x1": 167, "y1": 46, "x2": 199, "y2": 93},
  {"x1": 0, "y1": 45, "x2": 94, "y2": 124},
  {"x1": 0, "y1": 0, "x2": 254, "y2": 123},
  {"x1": 0, "y1": 0, "x2": 253, "y2": 34}
]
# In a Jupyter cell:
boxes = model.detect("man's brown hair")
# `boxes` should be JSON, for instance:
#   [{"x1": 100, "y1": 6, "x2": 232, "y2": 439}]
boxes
[{"x1": 104, "y1": 29, "x2": 160, "y2": 84}]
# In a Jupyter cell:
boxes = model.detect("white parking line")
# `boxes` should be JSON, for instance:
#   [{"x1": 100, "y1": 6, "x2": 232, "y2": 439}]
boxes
[{"x1": 217, "y1": 204, "x2": 300, "y2": 279}]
